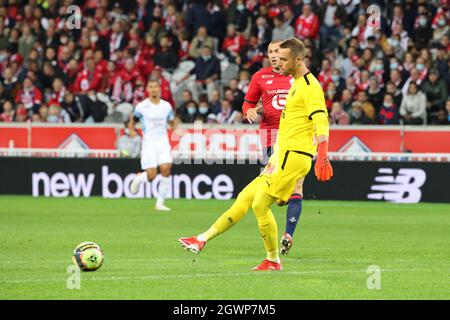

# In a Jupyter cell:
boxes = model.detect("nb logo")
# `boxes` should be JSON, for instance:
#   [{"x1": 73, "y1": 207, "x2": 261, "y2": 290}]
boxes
[{"x1": 367, "y1": 168, "x2": 426, "y2": 203}]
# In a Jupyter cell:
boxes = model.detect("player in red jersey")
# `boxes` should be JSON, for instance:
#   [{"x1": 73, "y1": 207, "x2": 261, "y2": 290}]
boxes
[{"x1": 242, "y1": 40, "x2": 305, "y2": 256}]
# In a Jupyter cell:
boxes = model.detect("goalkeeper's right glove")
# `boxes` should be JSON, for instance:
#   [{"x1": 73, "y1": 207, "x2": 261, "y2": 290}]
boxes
[{"x1": 314, "y1": 141, "x2": 333, "y2": 182}]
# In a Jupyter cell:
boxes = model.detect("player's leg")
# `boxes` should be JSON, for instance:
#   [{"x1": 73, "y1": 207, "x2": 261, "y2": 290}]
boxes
[
  {"x1": 281, "y1": 178, "x2": 304, "y2": 255},
  {"x1": 130, "y1": 149, "x2": 157, "y2": 194},
  {"x1": 155, "y1": 162, "x2": 172, "y2": 211},
  {"x1": 154, "y1": 142, "x2": 173, "y2": 210},
  {"x1": 178, "y1": 176, "x2": 262, "y2": 254},
  {"x1": 251, "y1": 189, "x2": 282, "y2": 270}
]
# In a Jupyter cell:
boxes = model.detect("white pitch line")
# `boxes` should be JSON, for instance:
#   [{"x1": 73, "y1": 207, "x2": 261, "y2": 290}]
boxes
[
  {"x1": 0, "y1": 256, "x2": 427, "y2": 265},
  {"x1": 0, "y1": 268, "x2": 435, "y2": 285}
]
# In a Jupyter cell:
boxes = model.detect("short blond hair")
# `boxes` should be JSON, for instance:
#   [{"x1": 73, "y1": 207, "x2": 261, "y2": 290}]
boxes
[{"x1": 279, "y1": 38, "x2": 306, "y2": 59}]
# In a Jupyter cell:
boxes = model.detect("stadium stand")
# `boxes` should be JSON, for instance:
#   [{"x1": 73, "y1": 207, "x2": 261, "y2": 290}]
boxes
[{"x1": 0, "y1": 0, "x2": 448, "y2": 126}]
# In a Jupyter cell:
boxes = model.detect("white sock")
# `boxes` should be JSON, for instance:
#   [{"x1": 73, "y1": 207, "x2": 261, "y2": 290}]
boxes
[
  {"x1": 157, "y1": 176, "x2": 170, "y2": 206},
  {"x1": 136, "y1": 171, "x2": 148, "y2": 184}
]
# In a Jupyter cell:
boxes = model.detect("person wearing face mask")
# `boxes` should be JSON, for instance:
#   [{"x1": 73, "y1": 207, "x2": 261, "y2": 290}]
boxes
[
  {"x1": 330, "y1": 68, "x2": 345, "y2": 99},
  {"x1": 227, "y1": 0, "x2": 250, "y2": 33},
  {"x1": 378, "y1": 93, "x2": 399, "y2": 125},
  {"x1": 89, "y1": 30, "x2": 109, "y2": 59},
  {"x1": 179, "y1": 100, "x2": 198, "y2": 124},
  {"x1": 432, "y1": 15, "x2": 449, "y2": 43},
  {"x1": 195, "y1": 101, "x2": 211, "y2": 123},
  {"x1": 412, "y1": 14, "x2": 433, "y2": 50}
]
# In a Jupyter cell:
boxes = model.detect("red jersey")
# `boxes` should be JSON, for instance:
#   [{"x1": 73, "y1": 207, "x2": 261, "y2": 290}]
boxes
[{"x1": 242, "y1": 66, "x2": 293, "y2": 147}]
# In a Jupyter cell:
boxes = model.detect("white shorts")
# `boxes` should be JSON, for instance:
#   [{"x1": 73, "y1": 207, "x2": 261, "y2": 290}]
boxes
[{"x1": 140, "y1": 140, "x2": 172, "y2": 170}]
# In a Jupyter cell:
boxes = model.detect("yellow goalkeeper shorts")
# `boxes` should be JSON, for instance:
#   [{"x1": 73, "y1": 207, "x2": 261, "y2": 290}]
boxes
[{"x1": 260, "y1": 148, "x2": 312, "y2": 204}]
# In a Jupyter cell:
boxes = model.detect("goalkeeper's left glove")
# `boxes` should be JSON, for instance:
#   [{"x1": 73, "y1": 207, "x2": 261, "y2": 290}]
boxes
[{"x1": 314, "y1": 140, "x2": 333, "y2": 182}]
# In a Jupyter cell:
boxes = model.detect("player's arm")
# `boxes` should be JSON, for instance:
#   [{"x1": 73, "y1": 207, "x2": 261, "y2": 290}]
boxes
[
  {"x1": 307, "y1": 85, "x2": 333, "y2": 182},
  {"x1": 167, "y1": 107, "x2": 183, "y2": 135},
  {"x1": 242, "y1": 74, "x2": 263, "y2": 123},
  {"x1": 129, "y1": 105, "x2": 141, "y2": 134}
]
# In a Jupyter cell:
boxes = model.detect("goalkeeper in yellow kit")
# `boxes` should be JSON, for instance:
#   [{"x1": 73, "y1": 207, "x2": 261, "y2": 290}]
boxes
[{"x1": 178, "y1": 38, "x2": 333, "y2": 271}]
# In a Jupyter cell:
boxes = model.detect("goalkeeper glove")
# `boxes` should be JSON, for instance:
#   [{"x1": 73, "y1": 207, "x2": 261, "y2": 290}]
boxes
[{"x1": 314, "y1": 140, "x2": 333, "y2": 182}]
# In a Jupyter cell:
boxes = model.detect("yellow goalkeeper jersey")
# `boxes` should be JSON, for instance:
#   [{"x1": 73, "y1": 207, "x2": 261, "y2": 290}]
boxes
[{"x1": 277, "y1": 72, "x2": 329, "y2": 156}]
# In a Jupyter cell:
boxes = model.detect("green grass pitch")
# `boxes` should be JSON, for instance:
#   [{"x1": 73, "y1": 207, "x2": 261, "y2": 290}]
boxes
[{"x1": 0, "y1": 196, "x2": 449, "y2": 300}]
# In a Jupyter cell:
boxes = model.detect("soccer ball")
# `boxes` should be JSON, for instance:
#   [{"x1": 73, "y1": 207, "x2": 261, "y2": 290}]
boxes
[{"x1": 72, "y1": 242, "x2": 104, "y2": 271}]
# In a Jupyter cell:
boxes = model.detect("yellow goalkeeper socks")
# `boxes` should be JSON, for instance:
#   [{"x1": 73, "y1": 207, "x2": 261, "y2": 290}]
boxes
[
  {"x1": 197, "y1": 176, "x2": 262, "y2": 242},
  {"x1": 252, "y1": 190, "x2": 279, "y2": 263}
]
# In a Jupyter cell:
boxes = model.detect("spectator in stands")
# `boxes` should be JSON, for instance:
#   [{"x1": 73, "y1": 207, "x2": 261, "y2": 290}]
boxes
[
  {"x1": 325, "y1": 82, "x2": 338, "y2": 111},
  {"x1": 294, "y1": 3, "x2": 320, "y2": 40},
  {"x1": 209, "y1": 89, "x2": 221, "y2": 115},
  {"x1": 238, "y1": 70, "x2": 250, "y2": 93},
  {"x1": 15, "y1": 77, "x2": 42, "y2": 113},
  {"x1": 177, "y1": 89, "x2": 196, "y2": 120},
  {"x1": 385, "y1": 81, "x2": 403, "y2": 109},
  {"x1": 445, "y1": 99, "x2": 450, "y2": 124},
  {"x1": 400, "y1": 82, "x2": 427, "y2": 125},
  {"x1": 378, "y1": 93, "x2": 400, "y2": 125},
  {"x1": 222, "y1": 23, "x2": 246, "y2": 63},
  {"x1": 216, "y1": 99, "x2": 242, "y2": 124},
  {"x1": 185, "y1": 0, "x2": 213, "y2": 37},
  {"x1": 351, "y1": 14, "x2": 374, "y2": 49},
  {"x1": 0, "y1": 100, "x2": 14, "y2": 122},
  {"x1": 2, "y1": 67, "x2": 19, "y2": 97},
  {"x1": 61, "y1": 92, "x2": 81, "y2": 123},
  {"x1": 331, "y1": 68, "x2": 345, "y2": 99},
  {"x1": 367, "y1": 77, "x2": 384, "y2": 112},
  {"x1": 422, "y1": 69, "x2": 448, "y2": 118},
  {"x1": 272, "y1": 14, "x2": 295, "y2": 41},
  {"x1": 118, "y1": 121, "x2": 141, "y2": 158},
  {"x1": 18, "y1": 24, "x2": 35, "y2": 63},
  {"x1": 356, "y1": 91, "x2": 376, "y2": 122},
  {"x1": 46, "y1": 103, "x2": 71, "y2": 123},
  {"x1": 330, "y1": 101, "x2": 350, "y2": 125},
  {"x1": 413, "y1": 13, "x2": 433, "y2": 50},
  {"x1": 189, "y1": 26, "x2": 217, "y2": 59},
  {"x1": 177, "y1": 45, "x2": 220, "y2": 101},
  {"x1": 14, "y1": 105, "x2": 28, "y2": 122},
  {"x1": 402, "y1": 68, "x2": 423, "y2": 97},
  {"x1": 74, "y1": 58, "x2": 102, "y2": 94},
  {"x1": 435, "y1": 45, "x2": 449, "y2": 82},
  {"x1": 252, "y1": 16, "x2": 272, "y2": 48},
  {"x1": 180, "y1": 100, "x2": 199, "y2": 124},
  {"x1": 196, "y1": 99, "x2": 212, "y2": 123},
  {"x1": 78, "y1": 90, "x2": 108, "y2": 123},
  {"x1": 341, "y1": 89, "x2": 354, "y2": 112},
  {"x1": 434, "y1": 108, "x2": 449, "y2": 125},
  {"x1": 349, "y1": 101, "x2": 374, "y2": 125},
  {"x1": 318, "y1": 58, "x2": 332, "y2": 90},
  {"x1": 318, "y1": 0, "x2": 346, "y2": 50},
  {"x1": 227, "y1": 0, "x2": 250, "y2": 32},
  {"x1": 154, "y1": 35, "x2": 179, "y2": 72},
  {"x1": 227, "y1": 78, "x2": 245, "y2": 112},
  {"x1": 109, "y1": 19, "x2": 128, "y2": 61}
]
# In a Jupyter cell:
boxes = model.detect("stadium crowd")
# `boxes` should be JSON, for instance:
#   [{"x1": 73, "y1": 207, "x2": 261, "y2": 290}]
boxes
[{"x1": 0, "y1": 0, "x2": 449, "y2": 125}]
